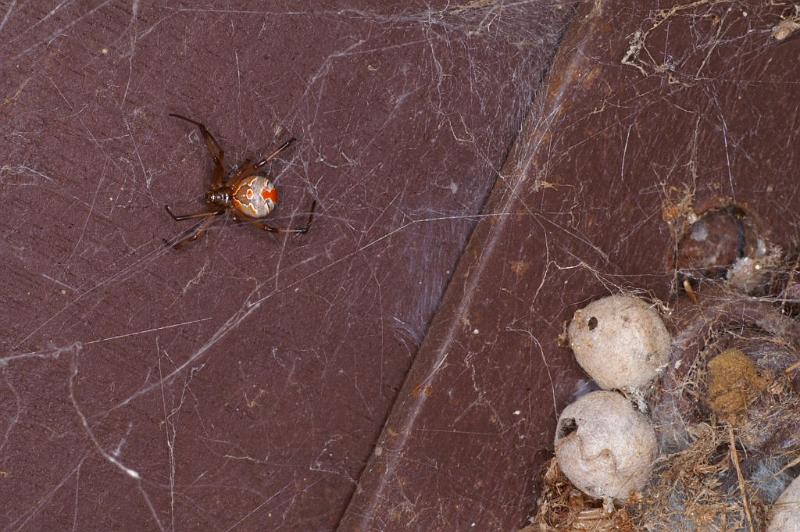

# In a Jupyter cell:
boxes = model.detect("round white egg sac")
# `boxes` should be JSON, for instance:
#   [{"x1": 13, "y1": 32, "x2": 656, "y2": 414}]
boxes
[
  {"x1": 769, "y1": 475, "x2": 800, "y2": 531},
  {"x1": 568, "y1": 295, "x2": 671, "y2": 390},
  {"x1": 554, "y1": 390, "x2": 657, "y2": 501}
]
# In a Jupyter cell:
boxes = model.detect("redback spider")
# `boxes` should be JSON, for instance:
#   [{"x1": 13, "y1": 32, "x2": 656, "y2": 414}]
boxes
[{"x1": 164, "y1": 113, "x2": 316, "y2": 248}]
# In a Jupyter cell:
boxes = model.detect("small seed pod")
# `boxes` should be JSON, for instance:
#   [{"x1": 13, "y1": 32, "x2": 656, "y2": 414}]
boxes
[
  {"x1": 769, "y1": 475, "x2": 800, "y2": 531},
  {"x1": 568, "y1": 295, "x2": 671, "y2": 390},
  {"x1": 554, "y1": 390, "x2": 657, "y2": 501}
]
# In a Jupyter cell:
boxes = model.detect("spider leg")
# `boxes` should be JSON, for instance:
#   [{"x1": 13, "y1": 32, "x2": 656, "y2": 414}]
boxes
[
  {"x1": 164, "y1": 210, "x2": 223, "y2": 249},
  {"x1": 249, "y1": 200, "x2": 317, "y2": 235},
  {"x1": 226, "y1": 159, "x2": 255, "y2": 186},
  {"x1": 253, "y1": 138, "x2": 296, "y2": 171},
  {"x1": 169, "y1": 113, "x2": 226, "y2": 188},
  {"x1": 225, "y1": 139, "x2": 296, "y2": 186},
  {"x1": 165, "y1": 205, "x2": 223, "y2": 221},
  {"x1": 228, "y1": 138, "x2": 296, "y2": 186}
]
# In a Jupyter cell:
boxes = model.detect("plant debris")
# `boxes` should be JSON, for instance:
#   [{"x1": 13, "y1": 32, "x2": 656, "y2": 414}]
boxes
[
  {"x1": 531, "y1": 202, "x2": 800, "y2": 529},
  {"x1": 707, "y1": 349, "x2": 767, "y2": 424}
]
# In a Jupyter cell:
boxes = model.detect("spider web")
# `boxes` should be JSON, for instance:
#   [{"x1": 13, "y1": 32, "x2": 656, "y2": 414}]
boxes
[
  {"x1": 0, "y1": 1, "x2": 576, "y2": 529},
  {"x1": 4, "y1": 0, "x2": 799, "y2": 529}
]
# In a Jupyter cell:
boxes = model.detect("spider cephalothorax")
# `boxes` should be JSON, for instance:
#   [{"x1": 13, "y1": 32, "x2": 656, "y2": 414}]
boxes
[
  {"x1": 165, "y1": 113, "x2": 316, "y2": 248},
  {"x1": 205, "y1": 188, "x2": 231, "y2": 208}
]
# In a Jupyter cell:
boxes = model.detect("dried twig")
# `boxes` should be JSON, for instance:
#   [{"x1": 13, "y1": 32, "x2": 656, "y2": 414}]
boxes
[
  {"x1": 785, "y1": 360, "x2": 800, "y2": 375},
  {"x1": 729, "y1": 426, "x2": 755, "y2": 531}
]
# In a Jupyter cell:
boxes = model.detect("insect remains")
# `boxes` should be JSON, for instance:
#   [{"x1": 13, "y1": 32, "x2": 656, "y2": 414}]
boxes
[{"x1": 164, "y1": 113, "x2": 316, "y2": 248}]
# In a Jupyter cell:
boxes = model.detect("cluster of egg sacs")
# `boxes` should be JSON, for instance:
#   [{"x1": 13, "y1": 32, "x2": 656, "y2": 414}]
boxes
[
  {"x1": 555, "y1": 295, "x2": 667, "y2": 501},
  {"x1": 556, "y1": 295, "x2": 799, "y2": 529}
]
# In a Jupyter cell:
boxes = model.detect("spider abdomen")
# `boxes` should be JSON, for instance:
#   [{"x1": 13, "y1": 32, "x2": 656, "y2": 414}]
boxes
[{"x1": 231, "y1": 175, "x2": 278, "y2": 218}]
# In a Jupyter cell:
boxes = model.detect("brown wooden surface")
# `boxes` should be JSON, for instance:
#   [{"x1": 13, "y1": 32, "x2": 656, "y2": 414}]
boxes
[
  {"x1": 4, "y1": 1, "x2": 799, "y2": 530},
  {"x1": 341, "y1": 0, "x2": 800, "y2": 529},
  {"x1": 0, "y1": 1, "x2": 575, "y2": 530}
]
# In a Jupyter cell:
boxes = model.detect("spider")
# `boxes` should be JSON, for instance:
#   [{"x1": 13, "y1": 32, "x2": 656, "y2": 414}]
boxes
[{"x1": 164, "y1": 113, "x2": 316, "y2": 248}]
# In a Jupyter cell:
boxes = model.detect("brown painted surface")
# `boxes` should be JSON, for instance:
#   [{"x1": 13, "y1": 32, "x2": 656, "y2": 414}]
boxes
[
  {"x1": 4, "y1": 0, "x2": 799, "y2": 530},
  {"x1": 341, "y1": 0, "x2": 800, "y2": 529},
  {"x1": 0, "y1": 1, "x2": 575, "y2": 530}
]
